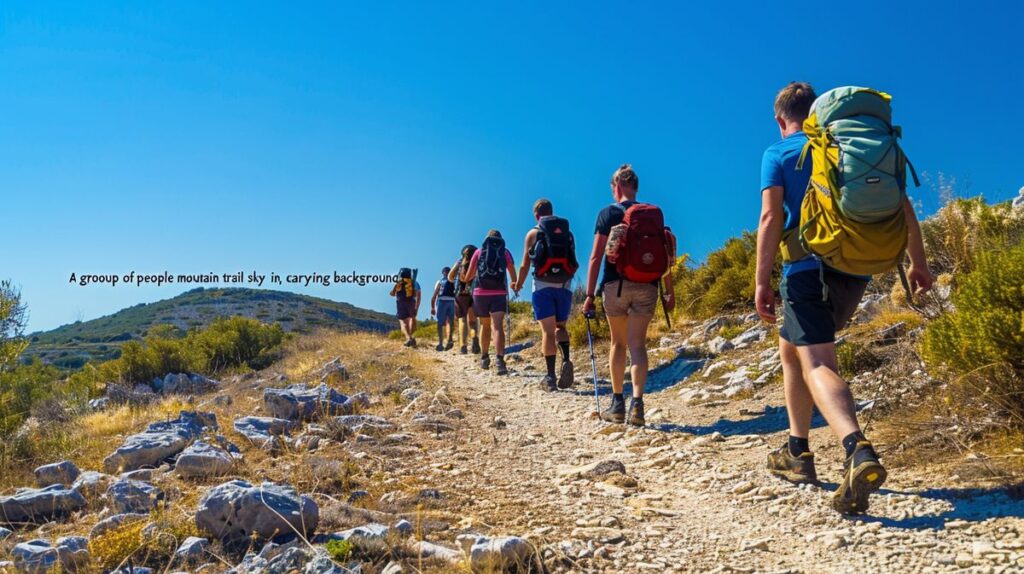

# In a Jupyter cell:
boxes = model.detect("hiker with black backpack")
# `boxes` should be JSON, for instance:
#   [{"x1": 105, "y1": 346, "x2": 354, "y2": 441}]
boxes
[
  {"x1": 755, "y1": 82, "x2": 932, "y2": 514},
  {"x1": 390, "y1": 268, "x2": 422, "y2": 348},
  {"x1": 512, "y1": 199, "x2": 578, "y2": 392},
  {"x1": 448, "y1": 245, "x2": 481, "y2": 355},
  {"x1": 582, "y1": 164, "x2": 676, "y2": 427},
  {"x1": 430, "y1": 266, "x2": 457, "y2": 352},
  {"x1": 460, "y1": 230, "x2": 517, "y2": 375}
]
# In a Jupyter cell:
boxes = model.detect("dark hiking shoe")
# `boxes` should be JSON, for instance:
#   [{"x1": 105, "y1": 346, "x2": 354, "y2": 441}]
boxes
[
  {"x1": 557, "y1": 361, "x2": 575, "y2": 389},
  {"x1": 459, "y1": 345, "x2": 468, "y2": 354},
  {"x1": 627, "y1": 397, "x2": 645, "y2": 427},
  {"x1": 436, "y1": 343, "x2": 444, "y2": 352},
  {"x1": 832, "y1": 441, "x2": 887, "y2": 515},
  {"x1": 495, "y1": 357, "x2": 508, "y2": 376},
  {"x1": 599, "y1": 396, "x2": 626, "y2": 424},
  {"x1": 541, "y1": 375, "x2": 557, "y2": 392},
  {"x1": 410, "y1": 338, "x2": 417, "y2": 349},
  {"x1": 403, "y1": 339, "x2": 413, "y2": 347},
  {"x1": 480, "y1": 355, "x2": 491, "y2": 370},
  {"x1": 471, "y1": 338, "x2": 481, "y2": 354},
  {"x1": 767, "y1": 444, "x2": 818, "y2": 485},
  {"x1": 445, "y1": 341, "x2": 454, "y2": 351}
]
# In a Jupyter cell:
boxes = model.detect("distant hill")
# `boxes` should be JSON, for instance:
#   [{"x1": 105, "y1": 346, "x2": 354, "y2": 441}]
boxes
[{"x1": 25, "y1": 288, "x2": 393, "y2": 368}]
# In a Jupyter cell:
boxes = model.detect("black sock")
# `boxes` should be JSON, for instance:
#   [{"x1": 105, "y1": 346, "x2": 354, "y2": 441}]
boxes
[
  {"x1": 545, "y1": 355, "x2": 556, "y2": 377},
  {"x1": 482, "y1": 353, "x2": 489, "y2": 360},
  {"x1": 496, "y1": 354, "x2": 504, "y2": 361},
  {"x1": 559, "y1": 341, "x2": 570, "y2": 362},
  {"x1": 631, "y1": 396, "x2": 644, "y2": 405},
  {"x1": 612, "y1": 393, "x2": 624, "y2": 405},
  {"x1": 842, "y1": 431, "x2": 867, "y2": 458},
  {"x1": 788, "y1": 436, "x2": 810, "y2": 457}
]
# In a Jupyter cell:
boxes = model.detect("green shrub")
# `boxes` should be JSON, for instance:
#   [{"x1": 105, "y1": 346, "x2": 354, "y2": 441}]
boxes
[
  {"x1": 567, "y1": 299, "x2": 608, "y2": 348},
  {"x1": 674, "y1": 232, "x2": 767, "y2": 319},
  {"x1": 0, "y1": 361, "x2": 64, "y2": 436},
  {"x1": 325, "y1": 538, "x2": 353, "y2": 561},
  {"x1": 921, "y1": 196, "x2": 1024, "y2": 275},
  {"x1": 922, "y1": 243, "x2": 1024, "y2": 421},
  {"x1": 69, "y1": 317, "x2": 286, "y2": 390}
]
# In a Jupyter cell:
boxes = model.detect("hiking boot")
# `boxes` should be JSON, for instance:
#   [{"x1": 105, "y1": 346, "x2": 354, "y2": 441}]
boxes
[
  {"x1": 627, "y1": 397, "x2": 645, "y2": 427},
  {"x1": 767, "y1": 444, "x2": 818, "y2": 485},
  {"x1": 445, "y1": 341, "x2": 454, "y2": 351},
  {"x1": 436, "y1": 343, "x2": 444, "y2": 352},
  {"x1": 496, "y1": 357, "x2": 508, "y2": 376},
  {"x1": 471, "y1": 337, "x2": 481, "y2": 354},
  {"x1": 541, "y1": 374, "x2": 557, "y2": 392},
  {"x1": 410, "y1": 338, "x2": 417, "y2": 348},
  {"x1": 557, "y1": 361, "x2": 575, "y2": 389},
  {"x1": 480, "y1": 355, "x2": 491, "y2": 370},
  {"x1": 459, "y1": 345, "x2": 468, "y2": 354},
  {"x1": 599, "y1": 395, "x2": 626, "y2": 424},
  {"x1": 403, "y1": 339, "x2": 414, "y2": 347},
  {"x1": 832, "y1": 441, "x2": 887, "y2": 515}
]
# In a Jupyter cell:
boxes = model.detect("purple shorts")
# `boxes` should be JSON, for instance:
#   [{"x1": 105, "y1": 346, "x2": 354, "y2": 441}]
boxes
[{"x1": 472, "y1": 294, "x2": 508, "y2": 316}]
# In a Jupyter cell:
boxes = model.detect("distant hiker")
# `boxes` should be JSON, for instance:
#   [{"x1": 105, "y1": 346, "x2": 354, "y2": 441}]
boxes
[
  {"x1": 431, "y1": 266, "x2": 457, "y2": 351},
  {"x1": 755, "y1": 82, "x2": 932, "y2": 514},
  {"x1": 513, "y1": 198, "x2": 578, "y2": 391},
  {"x1": 461, "y1": 230, "x2": 517, "y2": 375},
  {"x1": 449, "y1": 245, "x2": 481, "y2": 355},
  {"x1": 390, "y1": 268, "x2": 422, "y2": 348},
  {"x1": 582, "y1": 164, "x2": 676, "y2": 427}
]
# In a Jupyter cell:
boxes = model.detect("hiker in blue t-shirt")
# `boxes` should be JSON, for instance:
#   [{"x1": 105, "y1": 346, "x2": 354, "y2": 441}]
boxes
[{"x1": 754, "y1": 82, "x2": 932, "y2": 514}]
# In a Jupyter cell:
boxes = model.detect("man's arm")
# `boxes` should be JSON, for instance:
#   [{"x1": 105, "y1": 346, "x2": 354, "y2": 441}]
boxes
[
  {"x1": 430, "y1": 282, "x2": 440, "y2": 312},
  {"x1": 415, "y1": 288, "x2": 422, "y2": 311},
  {"x1": 755, "y1": 186, "x2": 785, "y2": 323},
  {"x1": 582, "y1": 233, "x2": 607, "y2": 315},
  {"x1": 903, "y1": 197, "x2": 933, "y2": 294},
  {"x1": 515, "y1": 230, "x2": 536, "y2": 293}
]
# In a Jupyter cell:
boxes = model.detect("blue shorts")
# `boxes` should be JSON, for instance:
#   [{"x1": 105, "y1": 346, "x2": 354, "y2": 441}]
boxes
[
  {"x1": 436, "y1": 299, "x2": 455, "y2": 324},
  {"x1": 532, "y1": 287, "x2": 572, "y2": 322}
]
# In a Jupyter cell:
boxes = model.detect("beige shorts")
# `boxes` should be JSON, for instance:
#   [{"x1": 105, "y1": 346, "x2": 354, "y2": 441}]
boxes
[{"x1": 602, "y1": 280, "x2": 658, "y2": 317}]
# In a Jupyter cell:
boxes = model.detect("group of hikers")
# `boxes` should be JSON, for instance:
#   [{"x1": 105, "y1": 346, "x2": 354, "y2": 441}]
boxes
[{"x1": 388, "y1": 82, "x2": 934, "y2": 515}]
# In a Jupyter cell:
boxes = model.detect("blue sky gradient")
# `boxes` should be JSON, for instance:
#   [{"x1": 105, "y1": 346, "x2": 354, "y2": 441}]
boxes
[{"x1": 3, "y1": 1, "x2": 1022, "y2": 332}]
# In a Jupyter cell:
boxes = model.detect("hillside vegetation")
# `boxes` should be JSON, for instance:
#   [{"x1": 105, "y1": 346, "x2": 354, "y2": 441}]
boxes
[{"x1": 26, "y1": 288, "x2": 393, "y2": 368}]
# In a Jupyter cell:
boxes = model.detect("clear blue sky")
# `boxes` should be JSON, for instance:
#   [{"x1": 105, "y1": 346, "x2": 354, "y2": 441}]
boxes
[{"x1": 3, "y1": 1, "x2": 1021, "y2": 333}]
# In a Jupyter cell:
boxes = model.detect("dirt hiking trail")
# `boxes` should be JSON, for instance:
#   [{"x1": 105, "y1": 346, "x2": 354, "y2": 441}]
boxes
[{"x1": 399, "y1": 341, "x2": 1024, "y2": 574}]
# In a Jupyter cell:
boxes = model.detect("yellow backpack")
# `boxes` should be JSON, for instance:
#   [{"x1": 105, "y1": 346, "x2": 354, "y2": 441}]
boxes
[{"x1": 781, "y1": 87, "x2": 919, "y2": 276}]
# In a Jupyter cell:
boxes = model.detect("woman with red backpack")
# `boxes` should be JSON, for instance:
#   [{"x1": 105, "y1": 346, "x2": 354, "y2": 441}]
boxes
[{"x1": 582, "y1": 164, "x2": 676, "y2": 427}]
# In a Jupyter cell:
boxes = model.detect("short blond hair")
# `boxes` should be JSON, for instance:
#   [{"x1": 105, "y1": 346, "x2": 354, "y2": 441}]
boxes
[{"x1": 611, "y1": 163, "x2": 638, "y2": 190}]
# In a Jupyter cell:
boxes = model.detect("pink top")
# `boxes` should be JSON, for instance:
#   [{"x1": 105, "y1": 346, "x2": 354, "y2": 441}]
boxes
[{"x1": 467, "y1": 248, "x2": 514, "y2": 296}]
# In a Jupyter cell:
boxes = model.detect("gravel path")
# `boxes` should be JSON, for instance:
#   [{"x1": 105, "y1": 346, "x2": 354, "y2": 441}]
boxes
[{"x1": 408, "y1": 345, "x2": 1024, "y2": 573}]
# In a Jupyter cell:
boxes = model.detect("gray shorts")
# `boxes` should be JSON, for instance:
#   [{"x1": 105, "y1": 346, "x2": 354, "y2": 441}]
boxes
[
  {"x1": 602, "y1": 280, "x2": 658, "y2": 317},
  {"x1": 779, "y1": 267, "x2": 869, "y2": 346}
]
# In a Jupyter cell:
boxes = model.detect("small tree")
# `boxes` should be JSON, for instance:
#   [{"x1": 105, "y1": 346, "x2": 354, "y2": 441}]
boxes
[{"x1": 0, "y1": 280, "x2": 28, "y2": 371}]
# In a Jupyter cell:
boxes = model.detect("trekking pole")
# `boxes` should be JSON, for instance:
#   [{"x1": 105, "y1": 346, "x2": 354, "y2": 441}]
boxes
[{"x1": 585, "y1": 311, "x2": 600, "y2": 415}]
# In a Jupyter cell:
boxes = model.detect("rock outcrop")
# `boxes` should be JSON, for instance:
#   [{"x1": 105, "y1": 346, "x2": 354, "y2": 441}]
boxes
[
  {"x1": 195, "y1": 480, "x2": 319, "y2": 548},
  {"x1": 103, "y1": 411, "x2": 217, "y2": 473}
]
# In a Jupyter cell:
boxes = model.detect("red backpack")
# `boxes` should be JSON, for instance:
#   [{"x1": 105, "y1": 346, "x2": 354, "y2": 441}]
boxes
[{"x1": 609, "y1": 203, "x2": 673, "y2": 283}]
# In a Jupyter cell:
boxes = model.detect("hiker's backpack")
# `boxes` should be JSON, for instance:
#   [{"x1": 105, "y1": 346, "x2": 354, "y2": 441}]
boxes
[
  {"x1": 607, "y1": 203, "x2": 673, "y2": 283},
  {"x1": 454, "y1": 245, "x2": 476, "y2": 296},
  {"x1": 786, "y1": 86, "x2": 919, "y2": 276},
  {"x1": 395, "y1": 268, "x2": 417, "y2": 299},
  {"x1": 438, "y1": 277, "x2": 456, "y2": 298},
  {"x1": 531, "y1": 216, "x2": 578, "y2": 283},
  {"x1": 476, "y1": 236, "x2": 508, "y2": 290}
]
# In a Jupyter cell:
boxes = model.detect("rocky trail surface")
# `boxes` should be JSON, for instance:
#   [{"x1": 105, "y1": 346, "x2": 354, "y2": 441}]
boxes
[{"x1": 400, "y1": 341, "x2": 1024, "y2": 573}]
